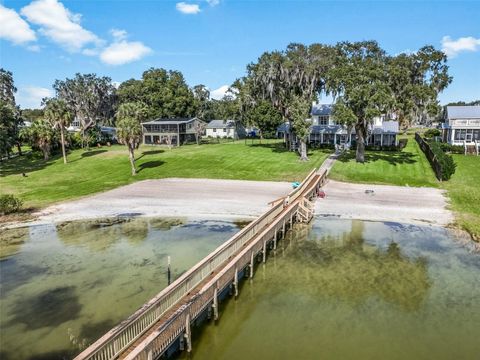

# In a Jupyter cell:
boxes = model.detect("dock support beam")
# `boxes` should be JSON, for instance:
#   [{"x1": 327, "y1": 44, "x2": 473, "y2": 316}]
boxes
[
  {"x1": 273, "y1": 230, "x2": 277, "y2": 250},
  {"x1": 233, "y1": 267, "x2": 239, "y2": 297},
  {"x1": 262, "y1": 241, "x2": 267, "y2": 263},
  {"x1": 213, "y1": 288, "x2": 218, "y2": 321},
  {"x1": 249, "y1": 251, "x2": 254, "y2": 279},
  {"x1": 185, "y1": 314, "x2": 192, "y2": 352}
]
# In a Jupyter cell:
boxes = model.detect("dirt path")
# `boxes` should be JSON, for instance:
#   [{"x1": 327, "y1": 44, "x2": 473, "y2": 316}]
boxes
[
  {"x1": 36, "y1": 178, "x2": 292, "y2": 223},
  {"x1": 316, "y1": 180, "x2": 453, "y2": 226}
]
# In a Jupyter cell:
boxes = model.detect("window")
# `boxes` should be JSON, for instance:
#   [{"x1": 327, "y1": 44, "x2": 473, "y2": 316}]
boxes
[
  {"x1": 454, "y1": 129, "x2": 480, "y2": 142},
  {"x1": 455, "y1": 129, "x2": 466, "y2": 141},
  {"x1": 474, "y1": 129, "x2": 480, "y2": 141},
  {"x1": 223, "y1": 128, "x2": 227, "y2": 133},
  {"x1": 213, "y1": 128, "x2": 217, "y2": 132},
  {"x1": 318, "y1": 115, "x2": 329, "y2": 125}
]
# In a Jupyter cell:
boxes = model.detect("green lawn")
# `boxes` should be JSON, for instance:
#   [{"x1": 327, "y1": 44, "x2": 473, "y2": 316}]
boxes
[
  {"x1": 329, "y1": 137, "x2": 439, "y2": 187},
  {"x1": 0, "y1": 140, "x2": 330, "y2": 208},
  {"x1": 442, "y1": 155, "x2": 480, "y2": 241}
]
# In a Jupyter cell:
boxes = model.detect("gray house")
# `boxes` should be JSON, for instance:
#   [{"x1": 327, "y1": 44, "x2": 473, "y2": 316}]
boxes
[
  {"x1": 205, "y1": 120, "x2": 246, "y2": 139},
  {"x1": 441, "y1": 106, "x2": 480, "y2": 145},
  {"x1": 142, "y1": 117, "x2": 205, "y2": 146}
]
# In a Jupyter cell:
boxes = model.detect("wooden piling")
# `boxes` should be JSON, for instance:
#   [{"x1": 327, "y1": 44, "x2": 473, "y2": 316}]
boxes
[
  {"x1": 249, "y1": 251, "x2": 254, "y2": 279},
  {"x1": 213, "y1": 288, "x2": 218, "y2": 321},
  {"x1": 185, "y1": 314, "x2": 192, "y2": 352},
  {"x1": 233, "y1": 267, "x2": 238, "y2": 297},
  {"x1": 262, "y1": 241, "x2": 267, "y2": 263}
]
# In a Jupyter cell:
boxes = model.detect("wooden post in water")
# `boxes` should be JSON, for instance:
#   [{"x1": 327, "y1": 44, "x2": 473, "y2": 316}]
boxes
[
  {"x1": 282, "y1": 219, "x2": 286, "y2": 236},
  {"x1": 185, "y1": 314, "x2": 192, "y2": 352},
  {"x1": 249, "y1": 251, "x2": 254, "y2": 279},
  {"x1": 167, "y1": 256, "x2": 171, "y2": 285},
  {"x1": 213, "y1": 287, "x2": 219, "y2": 321},
  {"x1": 147, "y1": 348, "x2": 153, "y2": 360},
  {"x1": 233, "y1": 267, "x2": 239, "y2": 297},
  {"x1": 273, "y1": 229, "x2": 277, "y2": 250},
  {"x1": 262, "y1": 240, "x2": 267, "y2": 263}
]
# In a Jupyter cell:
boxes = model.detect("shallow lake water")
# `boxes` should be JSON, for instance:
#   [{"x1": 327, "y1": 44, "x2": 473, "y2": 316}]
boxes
[
  {"x1": 0, "y1": 217, "x2": 242, "y2": 360},
  {"x1": 182, "y1": 218, "x2": 480, "y2": 360}
]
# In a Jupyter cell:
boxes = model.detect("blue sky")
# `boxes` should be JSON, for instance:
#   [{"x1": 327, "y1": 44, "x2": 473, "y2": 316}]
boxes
[{"x1": 1, "y1": 0, "x2": 479, "y2": 108}]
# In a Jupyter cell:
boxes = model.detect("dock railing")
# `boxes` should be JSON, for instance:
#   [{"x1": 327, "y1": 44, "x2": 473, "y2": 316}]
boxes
[
  {"x1": 125, "y1": 168, "x2": 327, "y2": 360},
  {"x1": 75, "y1": 169, "x2": 320, "y2": 360}
]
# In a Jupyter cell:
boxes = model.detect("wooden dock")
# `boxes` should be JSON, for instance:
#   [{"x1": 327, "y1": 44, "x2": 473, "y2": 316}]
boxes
[{"x1": 74, "y1": 168, "x2": 327, "y2": 360}]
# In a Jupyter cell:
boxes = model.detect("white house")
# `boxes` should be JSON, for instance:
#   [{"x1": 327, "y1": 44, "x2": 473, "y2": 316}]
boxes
[
  {"x1": 282, "y1": 103, "x2": 399, "y2": 149},
  {"x1": 205, "y1": 120, "x2": 246, "y2": 139},
  {"x1": 442, "y1": 106, "x2": 480, "y2": 145}
]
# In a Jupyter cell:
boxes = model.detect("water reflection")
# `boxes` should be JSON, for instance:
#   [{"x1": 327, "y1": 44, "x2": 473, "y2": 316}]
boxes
[
  {"x1": 289, "y1": 220, "x2": 430, "y2": 311},
  {"x1": 184, "y1": 219, "x2": 480, "y2": 360},
  {"x1": 0, "y1": 217, "x2": 238, "y2": 360},
  {"x1": 0, "y1": 226, "x2": 29, "y2": 258}
]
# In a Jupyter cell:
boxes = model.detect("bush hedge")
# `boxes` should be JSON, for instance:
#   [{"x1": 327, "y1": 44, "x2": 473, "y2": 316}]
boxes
[
  {"x1": 0, "y1": 194, "x2": 23, "y2": 215},
  {"x1": 435, "y1": 142, "x2": 464, "y2": 154},
  {"x1": 427, "y1": 141, "x2": 457, "y2": 180},
  {"x1": 424, "y1": 128, "x2": 441, "y2": 138}
]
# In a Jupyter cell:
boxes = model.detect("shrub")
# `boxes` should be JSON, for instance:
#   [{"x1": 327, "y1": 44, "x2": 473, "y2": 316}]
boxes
[
  {"x1": 424, "y1": 128, "x2": 441, "y2": 138},
  {"x1": 0, "y1": 194, "x2": 23, "y2": 215},
  {"x1": 436, "y1": 142, "x2": 464, "y2": 154},
  {"x1": 398, "y1": 138, "x2": 408, "y2": 150},
  {"x1": 428, "y1": 142, "x2": 457, "y2": 180}
]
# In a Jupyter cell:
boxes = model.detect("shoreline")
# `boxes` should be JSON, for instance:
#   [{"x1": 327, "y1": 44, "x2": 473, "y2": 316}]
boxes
[{"x1": 4, "y1": 178, "x2": 475, "y2": 249}]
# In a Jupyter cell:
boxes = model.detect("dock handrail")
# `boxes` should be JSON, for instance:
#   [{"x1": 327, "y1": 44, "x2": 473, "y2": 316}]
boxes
[
  {"x1": 75, "y1": 169, "x2": 318, "y2": 360},
  {"x1": 124, "y1": 169, "x2": 327, "y2": 360}
]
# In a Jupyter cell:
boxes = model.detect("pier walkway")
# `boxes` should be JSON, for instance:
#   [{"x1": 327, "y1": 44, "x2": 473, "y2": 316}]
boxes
[{"x1": 74, "y1": 168, "x2": 327, "y2": 360}]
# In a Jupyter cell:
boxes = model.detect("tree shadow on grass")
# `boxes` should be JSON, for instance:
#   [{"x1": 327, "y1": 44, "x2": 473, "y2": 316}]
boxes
[
  {"x1": 248, "y1": 142, "x2": 289, "y2": 153},
  {"x1": 137, "y1": 160, "x2": 165, "y2": 173},
  {"x1": 142, "y1": 149, "x2": 164, "y2": 155},
  {"x1": 136, "y1": 149, "x2": 165, "y2": 161},
  {"x1": 338, "y1": 150, "x2": 417, "y2": 166},
  {"x1": 0, "y1": 152, "x2": 58, "y2": 177},
  {"x1": 81, "y1": 149, "x2": 108, "y2": 158}
]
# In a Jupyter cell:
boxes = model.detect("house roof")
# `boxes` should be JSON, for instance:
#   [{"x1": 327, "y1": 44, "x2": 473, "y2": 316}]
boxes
[
  {"x1": 379, "y1": 120, "x2": 399, "y2": 133},
  {"x1": 277, "y1": 122, "x2": 290, "y2": 132},
  {"x1": 447, "y1": 106, "x2": 480, "y2": 119},
  {"x1": 311, "y1": 125, "x2": 342, "y2": 134},
  {"x1": 311, "y1": 104, "x2": 333, "y2": 116},
  {"x1": 206, "y1": 120, "x2": 236, "y2": 129},
  {"x1": 142, "y1": 117, "x2": 197, "y2": 125}
]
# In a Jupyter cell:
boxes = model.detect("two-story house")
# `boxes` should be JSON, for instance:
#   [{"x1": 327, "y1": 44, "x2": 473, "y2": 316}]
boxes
[
  {"x1": 142, "y1": 117, "x2": 205, "y2": 146},
  {"x1": 442, "y1": 106, "x2": 480, "y2": 145},
  {"x1": 280, "y1": 103, "x2": 399, "y2": 150}
]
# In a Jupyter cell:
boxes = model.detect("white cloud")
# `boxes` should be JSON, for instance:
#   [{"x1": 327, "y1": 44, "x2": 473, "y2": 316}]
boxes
[
  {"x1": 110, "y1": 28, "x2": 127, "y2": 41},
  {"x1": 206, "y1": 0, "x2": 220, "y2": 6},
  {"x1": 210, "y1": 85, "x2": 230, "y2": 100},
  {"x1": 21, "y1": 0, "x2": 101, "y2": 52},
  {"x1": 16, "y1": 86, "x2": 53, "y2": 109},
  {"x1": 100, "y1": 40, "x2": 152, "y2": 65},
  {"x1": 0, "y1": 5, "x2": 37, "y2": 45},
  {"x1": 441, "y1": 36, "x2": 480, "y2": 58},
  {"x1": 176, "y1": 2, "x2": 201, "y2": 14}
]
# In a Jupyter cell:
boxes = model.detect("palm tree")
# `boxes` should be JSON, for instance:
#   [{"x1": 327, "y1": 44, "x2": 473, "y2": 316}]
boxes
[
  {"x1": 116, "y1": 102, "x2": 147, "y2": 175},
  {"x1": 20, "y1": 119, "x2": 56, "y2": 160},
  {"x1": 44, "y1": 99, "x2": 72, "y2": 164}
]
